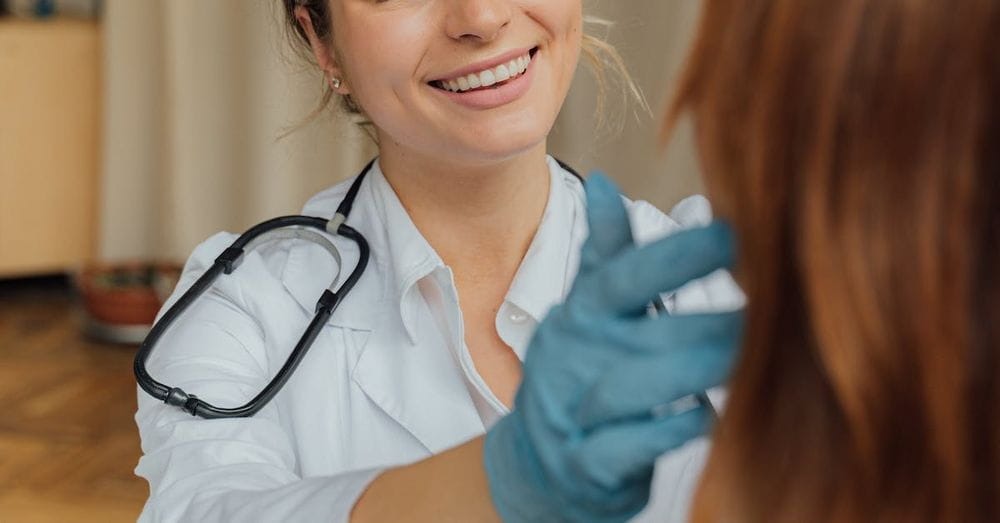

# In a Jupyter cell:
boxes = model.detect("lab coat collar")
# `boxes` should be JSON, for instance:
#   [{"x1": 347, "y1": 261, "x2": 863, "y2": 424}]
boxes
[
  {"x1": 366, "y1": 161, "x2": 447, "y2": 345},
  {"x1": 283, "y1": 163, "x2": 484, "y2": 453},
  {"x1": 282, "y1": 163, "x2": 392, "y2": 333},
  {"x1": 280, "y1": 156, "x2": 583, "y2": 336},
  {"x1": 362, "y1": 157, "x2": 584, "y2": 345},
  {"x1": 504, "y1": 156, "x2": 582, "y2": 325}
]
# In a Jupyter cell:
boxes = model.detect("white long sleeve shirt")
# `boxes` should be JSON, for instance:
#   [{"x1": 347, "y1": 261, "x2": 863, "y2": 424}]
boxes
[{"x1": 135, "y1": 156, "x2": 743, "y2": 522}]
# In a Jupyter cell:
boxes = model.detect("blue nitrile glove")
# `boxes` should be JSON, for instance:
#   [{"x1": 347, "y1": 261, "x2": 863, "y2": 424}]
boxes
[{"x1": 483, "y1": 174, "x2": 743, "y2": 522}]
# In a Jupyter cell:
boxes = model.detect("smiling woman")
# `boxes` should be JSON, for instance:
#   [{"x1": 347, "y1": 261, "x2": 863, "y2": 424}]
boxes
[{"x1": 132, "y1": 1, "x2": 742, "y2": 522}]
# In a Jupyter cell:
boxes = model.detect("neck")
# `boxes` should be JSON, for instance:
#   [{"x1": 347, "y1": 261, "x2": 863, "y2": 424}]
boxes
[{"x1": 377, "y1": 142, "x2": 551, "y2": 283}]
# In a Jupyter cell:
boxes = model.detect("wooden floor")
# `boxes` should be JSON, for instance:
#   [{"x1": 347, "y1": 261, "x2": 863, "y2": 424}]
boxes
[{"x1": 0, "y1": 276, "x2": 147, "y2": 522}]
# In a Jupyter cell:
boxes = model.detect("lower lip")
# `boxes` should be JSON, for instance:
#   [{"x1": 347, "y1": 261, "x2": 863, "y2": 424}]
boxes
[{"x1": 430, "y1": 53, "x2": 537, "y2": 110}]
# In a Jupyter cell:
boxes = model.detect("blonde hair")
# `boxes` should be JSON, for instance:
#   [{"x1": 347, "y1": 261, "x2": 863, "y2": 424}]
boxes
[{"x1": 581, "y1": 15, "x2": 650, "y2": 134}]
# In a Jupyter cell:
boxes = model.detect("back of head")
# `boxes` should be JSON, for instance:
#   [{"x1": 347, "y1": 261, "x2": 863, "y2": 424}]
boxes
[{"x1": 668, "y1": 0, "x2": 1000, "y2": 520}]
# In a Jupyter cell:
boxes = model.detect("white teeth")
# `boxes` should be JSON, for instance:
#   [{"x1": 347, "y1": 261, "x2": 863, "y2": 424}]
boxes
[
  {"x1": 495, "y1": 64, "x2": 511, "y2": 82},
  {"x1": 480, "y1": 69, "x2": 497, "y2": 87},
  {"x1": 435, "y1": 51, "x2": 533, "y2": 93}
]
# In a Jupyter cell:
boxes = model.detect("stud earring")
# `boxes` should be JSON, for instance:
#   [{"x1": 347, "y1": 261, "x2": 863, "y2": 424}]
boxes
[{"x1": 330, "y1": 77, "x2": 342, "y2": 90}]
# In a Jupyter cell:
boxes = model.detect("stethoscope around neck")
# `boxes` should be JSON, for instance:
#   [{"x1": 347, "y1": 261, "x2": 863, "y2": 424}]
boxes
[
  {"x1": 134, "y1": 160, "x2": 375, "y2": 418},
  {"x1": 134, "y1": 158, "x2": 584, "y2": 419}
]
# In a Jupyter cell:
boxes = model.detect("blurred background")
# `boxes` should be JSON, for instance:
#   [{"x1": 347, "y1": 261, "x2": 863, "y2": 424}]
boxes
[{"x1": 0, "y1": 0, "x2": 702, "y2": 520}]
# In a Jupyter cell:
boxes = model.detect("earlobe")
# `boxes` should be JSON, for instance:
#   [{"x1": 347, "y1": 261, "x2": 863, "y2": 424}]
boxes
[{"x1": 328, "y1": 74, "x2": 350, "y2": 95}]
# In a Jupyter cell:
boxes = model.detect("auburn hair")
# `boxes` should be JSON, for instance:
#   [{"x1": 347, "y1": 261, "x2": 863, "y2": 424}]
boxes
[{"x1": 667, "y1": 0, "x2": 1000, "y2": 520}]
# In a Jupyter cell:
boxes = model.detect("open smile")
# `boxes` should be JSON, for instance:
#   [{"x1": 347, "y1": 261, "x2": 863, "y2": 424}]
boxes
[
  {"x1": 430, "y1": 47, "x2": 539, "y2": 94},
  {"x1": 426, "y1": 47, "x2": 540, "y2": 110}
]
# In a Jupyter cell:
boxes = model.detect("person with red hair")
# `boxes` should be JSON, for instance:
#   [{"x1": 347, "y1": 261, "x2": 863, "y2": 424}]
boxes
[{"x1": 667, "y1": 0, "x2": 1000, "y2": 520}]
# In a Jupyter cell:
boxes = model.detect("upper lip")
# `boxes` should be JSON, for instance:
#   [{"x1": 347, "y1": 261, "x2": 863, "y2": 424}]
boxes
[{"x1": 429, "y1": 47, "x2": 536, "y2": 83}]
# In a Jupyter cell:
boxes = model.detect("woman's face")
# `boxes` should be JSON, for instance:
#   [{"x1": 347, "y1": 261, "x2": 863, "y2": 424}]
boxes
[{"x1": 328, "y1": 0, "x2": 583, "y2": 165}]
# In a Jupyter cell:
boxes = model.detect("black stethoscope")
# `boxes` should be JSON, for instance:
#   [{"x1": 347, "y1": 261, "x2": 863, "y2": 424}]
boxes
[{"x1": 135, "y1": 158, "x2": 585, "y2": 419}]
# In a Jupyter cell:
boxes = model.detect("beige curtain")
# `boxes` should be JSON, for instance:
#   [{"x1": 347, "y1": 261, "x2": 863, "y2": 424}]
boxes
[
  {"x1": 98, "y1": 0, "x2": 702, "y2": 262},
  {"x1": 555, "y1": 0, "x2": 704, "y2": 209}
]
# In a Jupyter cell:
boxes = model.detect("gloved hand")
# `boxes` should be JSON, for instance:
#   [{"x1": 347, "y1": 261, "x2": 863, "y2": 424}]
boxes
[{"x1": 483, "y1": 174, "x2": 743, "y2": 522}]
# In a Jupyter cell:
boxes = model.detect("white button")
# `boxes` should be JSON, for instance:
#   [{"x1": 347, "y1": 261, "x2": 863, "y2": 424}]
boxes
[{"x1": 508, "y1": 308, "x2": 529, "y2": 324}]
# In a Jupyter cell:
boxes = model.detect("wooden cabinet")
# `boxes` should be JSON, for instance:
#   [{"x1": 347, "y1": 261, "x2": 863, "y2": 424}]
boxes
[{"x1": 0, "y1": 19, "x2": 100, "y2": 277}]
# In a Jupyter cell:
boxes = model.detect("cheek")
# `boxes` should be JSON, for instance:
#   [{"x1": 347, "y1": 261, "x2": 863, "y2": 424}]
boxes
[
  {"x1": 333, "y1": 11, "x2": 431, "y2": 109},
  {"x1": 524, "y1": 0, "x2": 583, "y2": 42}
]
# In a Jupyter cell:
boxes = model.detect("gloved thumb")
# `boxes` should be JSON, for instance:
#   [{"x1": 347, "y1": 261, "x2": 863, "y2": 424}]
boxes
[{"x1": 581, "y1": 173, "x2": 634, "y2": 274}]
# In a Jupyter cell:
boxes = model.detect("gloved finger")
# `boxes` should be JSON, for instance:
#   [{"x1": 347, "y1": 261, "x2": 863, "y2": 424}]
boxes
[
  {"x1": 575, "y1": 343, "x2": 736, "y2": 429},
  {"x1": 600, "y1": 311, "x2": 744, "y2": 356},
  {"x1": 576, "y1": 222, "x2": 736, "y2": 315},
  {"x1": 564, "y1": 473, "x2": 654, "y2": 522},
  {"x1": 571, "y1": 407, "x2": 712, "y2": 492},
  {"x1": 579, "y1": 173, "x2": 634, "y2": 275}
]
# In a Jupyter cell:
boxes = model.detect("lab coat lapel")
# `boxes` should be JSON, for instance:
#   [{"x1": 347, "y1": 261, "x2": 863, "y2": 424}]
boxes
[
  {"x1": 351, "y1": 310, "x2": 486, "y2": 454},
  {"x1": 283, "y1": 241, "x2": 484, "y2": 453}
]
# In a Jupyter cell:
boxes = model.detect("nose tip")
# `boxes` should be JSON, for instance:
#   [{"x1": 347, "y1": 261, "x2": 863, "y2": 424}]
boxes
[{"x1": 445, "y1": 0, "x2": 513, "y2": 43}]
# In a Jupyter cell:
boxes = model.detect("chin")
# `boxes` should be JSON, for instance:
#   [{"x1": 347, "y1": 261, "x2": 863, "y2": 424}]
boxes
[{"x1": 450, "y1": 118, "x2": 551, "y2": 162}]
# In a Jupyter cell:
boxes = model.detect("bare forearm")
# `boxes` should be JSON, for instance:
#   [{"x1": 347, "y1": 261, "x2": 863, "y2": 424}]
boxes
[{"x1": 350, "y1": 436, "x2": 502, "y2": 522}]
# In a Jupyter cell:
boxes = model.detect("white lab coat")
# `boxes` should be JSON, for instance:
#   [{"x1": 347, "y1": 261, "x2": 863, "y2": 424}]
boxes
[{"x1": 135, "y1": 157, "x2": 743, "y2": 522}]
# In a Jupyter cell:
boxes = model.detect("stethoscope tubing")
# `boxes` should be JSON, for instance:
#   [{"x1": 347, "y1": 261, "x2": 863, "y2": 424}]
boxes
[{"x1": 134, "y1": 214, "x2": 369, "y2": 418}]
